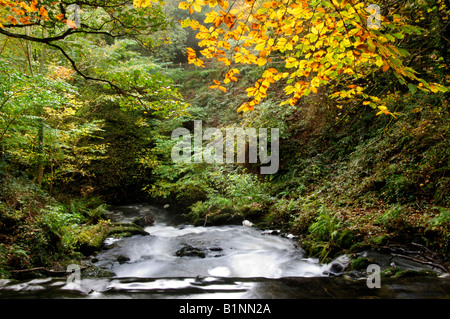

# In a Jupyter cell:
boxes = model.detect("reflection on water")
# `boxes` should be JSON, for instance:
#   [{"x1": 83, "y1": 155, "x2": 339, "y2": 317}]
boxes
[{"x1": 1, "y1": 275, "x2": 450, "y2": 299}]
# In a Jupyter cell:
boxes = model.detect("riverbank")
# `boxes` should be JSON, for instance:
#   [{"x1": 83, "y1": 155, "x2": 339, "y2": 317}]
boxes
[
  {"x1": 0, "y1": 176, "x2": 155, "y2": 280},
  {"x1": 1, "y1": 204, "x2": 449, "y2": 299},
  {"x1": 1, "y1": 174, "x2": 448, "y2": 282}
]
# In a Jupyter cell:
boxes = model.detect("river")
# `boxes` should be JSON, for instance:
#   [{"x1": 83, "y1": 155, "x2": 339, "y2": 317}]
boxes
[{"x1": 0, "y1": 204, "x2": 449, "y2": 299}]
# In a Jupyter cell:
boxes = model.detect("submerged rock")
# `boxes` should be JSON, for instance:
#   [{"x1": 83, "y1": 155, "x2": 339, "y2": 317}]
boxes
[
  {"x1": 117, "y1": 255, "x2": 131, "y2": 264},
  {"x1": 175, "y1": 245, "x2": 206, "y2": 258}
]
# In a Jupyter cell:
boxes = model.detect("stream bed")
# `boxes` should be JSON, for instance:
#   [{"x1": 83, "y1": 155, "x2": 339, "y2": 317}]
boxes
[{"x1": 0, "y1": 204, "x2": 449, "y2": 299}]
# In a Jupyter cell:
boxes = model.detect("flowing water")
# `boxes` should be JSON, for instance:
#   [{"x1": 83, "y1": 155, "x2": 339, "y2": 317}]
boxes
[{"x1": 1, "y1": 204, "x2": 449, "y2": 299}]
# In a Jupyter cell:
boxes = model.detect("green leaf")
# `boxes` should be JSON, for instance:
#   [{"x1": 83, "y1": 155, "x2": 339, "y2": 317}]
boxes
[{"x1": 407, "y1": 83, "x2": 417, "y2": 94}]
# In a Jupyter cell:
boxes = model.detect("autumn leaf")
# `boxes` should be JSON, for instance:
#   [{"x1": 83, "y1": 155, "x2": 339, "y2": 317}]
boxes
[
  {"x1": 64, "y1": 19, "x2": 77, "y2": 29},
  {"x1": 133, "y1": 0, "x2": 155, "y2": 8},
  {"x1": 209, "y1": 79, "x2": 226, "y2": 92},
  {"x1": 176, "y1": 0, "x2": 446, "y2": 113},
  {"x1": 39, "y1": 6, "x2": 49, "y2": 20},
  {"x1": 178, "y1": 1, "x2": 189, "y2": 10}
]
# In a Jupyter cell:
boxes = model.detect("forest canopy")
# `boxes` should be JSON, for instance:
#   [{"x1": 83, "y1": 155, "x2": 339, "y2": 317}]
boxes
[{"x1": 139, "y1": 0, "x2": 447, "y2": 116}]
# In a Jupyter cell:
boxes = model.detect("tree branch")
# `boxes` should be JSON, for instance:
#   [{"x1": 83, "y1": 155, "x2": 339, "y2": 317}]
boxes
[
  {"x1": 45, "y1": 42, "x2": 125, "y2": 94},
  {"x1": 0, "y1": 28, "x2": 73, "y2": 44}
]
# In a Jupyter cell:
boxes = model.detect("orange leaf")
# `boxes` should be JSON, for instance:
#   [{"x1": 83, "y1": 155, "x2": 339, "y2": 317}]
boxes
[
  {"x1": 30, "y1": 0, "x2": 38, "y2": 12},
  {"x1": 39, "y1": 6, "x2": 48, "y2": 19},
  {"x1": 64, "y1": 19, "x2": 77, "y2": 29}
]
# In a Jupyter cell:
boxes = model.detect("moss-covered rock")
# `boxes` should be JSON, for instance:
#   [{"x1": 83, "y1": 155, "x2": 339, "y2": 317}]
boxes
[
  {"x1": 241, "y1": 204, "x2": 265, "y2": 222},
  {"x1": 76, "y1": 223, "x2": 111, "y2": 255},
  {"x1": 197, "y1": 207, "x2": 244, "y2": 226},
  {"x1": 107, "y1": 223, "x2": 149, "y2": 238},
  {"x1": 348, "y1": 257, "x2": 377, "y2": 271}
]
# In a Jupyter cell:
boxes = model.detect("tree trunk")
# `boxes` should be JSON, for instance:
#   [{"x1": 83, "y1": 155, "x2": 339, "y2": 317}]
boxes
[{"x1": 35, "y1": 28, "x2": 47, "y2": 186}]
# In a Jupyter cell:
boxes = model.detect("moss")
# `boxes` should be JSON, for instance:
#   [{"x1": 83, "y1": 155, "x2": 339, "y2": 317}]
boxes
[
  {"x1": 348, "y1": 242, "x2": 373, "y2": 253},
  {"x1": 76, "y1": 223, "x2": 111, "y2": 255},
  {"x1": 242, "y1": 205, "x2": 265, "y2": 221},
  {"x1": 203, "y1": 208, "x2": 244, "y2": 226},
  {"x1": 382, "y1": 267, "x2": 437, "y2": 278},
  {"x1": 81, "y1": 265, "x2": 115, "y2": 278},
  {"x1": 107, "y1": 223, "x2": 149, "y2": 238},
  {"x1": 349, "y1": 257, "x2": 376, "y2": 271}
]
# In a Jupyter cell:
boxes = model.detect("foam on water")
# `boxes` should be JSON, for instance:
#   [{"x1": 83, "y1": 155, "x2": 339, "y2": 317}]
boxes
[{"x1": 93, "y1": 205, "x2": 340, "y2": 279}]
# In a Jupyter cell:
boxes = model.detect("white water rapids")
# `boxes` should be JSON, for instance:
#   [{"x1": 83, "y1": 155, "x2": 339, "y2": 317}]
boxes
[{"x1": 93, "y1": 204, "x2": 347, "y2": 279}]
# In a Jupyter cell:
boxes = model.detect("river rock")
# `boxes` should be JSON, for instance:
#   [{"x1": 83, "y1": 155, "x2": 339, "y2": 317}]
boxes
[
  {"x1": 117, "y1": 255, "x2": 131, "y2": 264},
  {"x1": 175, "y1": 244, "x2": 206, "y2": 258},
  {"x1": 108, "y1": 223, "x2": 150, "y2": 238},
  {"x1": 132, "y1": 213, "x2": 155, "y2": 227}
]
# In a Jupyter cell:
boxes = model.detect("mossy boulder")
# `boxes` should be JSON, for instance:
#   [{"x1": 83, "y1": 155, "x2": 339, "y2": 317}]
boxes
[
  {"x1": 241, "y1": 204, "x2": 265, "y2": 222},
  {"x1": 196, "y1": 207, "x2": 244, "y2": 226},
  {"x1": 348, "y1": 257, "x2": 377, "y2": 271},
  {"x1": 76, "y1": 223, "x2": 111, "y2": 255},
  {"x1": 107, "y1": 223, "x2": 149, "y2": 238}
]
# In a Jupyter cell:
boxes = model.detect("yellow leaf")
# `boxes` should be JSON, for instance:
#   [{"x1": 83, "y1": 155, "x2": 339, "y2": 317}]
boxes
[
  {"x1": 178, "y1": 1, "x2": 189, "y2": 9},
  {"x1": 133, "y1": 0, "x2": 154, "y2": 8},
  {"x1": 180, "y1": 18, "x2": 191, "y2": 28},
  {"x1": 256, "y1": 57, "x2": 267, "y2": 66},
  {"x1": 190, "y1": 19, "x2": 200, "y2": 29},
  {"x1": 193, "y1": 3, "x2": 202, "y2": 12},
  {"x1": 217, "y1": 57, "x2": 231, "y2": 65}
]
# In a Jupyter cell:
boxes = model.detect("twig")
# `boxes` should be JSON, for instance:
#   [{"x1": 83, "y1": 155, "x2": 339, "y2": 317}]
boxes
[
  {"x1": 390, "y1": 253, "x2": 448, "y2": 273},
  {"x1": 9, "y1": 265, "x2": 92, "y2": 276}
]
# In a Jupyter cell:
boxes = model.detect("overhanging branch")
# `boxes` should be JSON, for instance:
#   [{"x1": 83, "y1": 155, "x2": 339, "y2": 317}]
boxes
[{"x1": 45, "y1": 42, "x2": 126, "y2": 95}]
